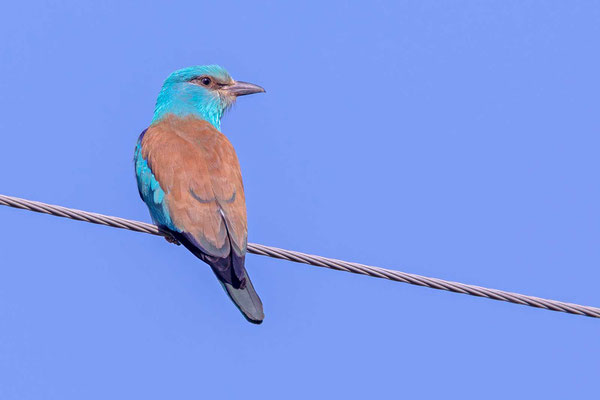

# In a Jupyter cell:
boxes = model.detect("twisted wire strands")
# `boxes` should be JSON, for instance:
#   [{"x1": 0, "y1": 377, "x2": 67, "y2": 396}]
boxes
[{"x1": 1, "y1": 193, "x2": 599, "y2": 319}]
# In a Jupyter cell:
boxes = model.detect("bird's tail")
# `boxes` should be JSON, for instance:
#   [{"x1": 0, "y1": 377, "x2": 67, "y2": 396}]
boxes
[
  {"x1": 216, "y1": 268, "x2": 264, "y2": 324},
  {"x1": 169, "y1": 230, "x2": 264, "y2": 324}
]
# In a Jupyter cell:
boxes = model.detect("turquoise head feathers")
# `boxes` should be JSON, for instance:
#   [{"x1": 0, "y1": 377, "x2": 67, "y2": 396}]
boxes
[{"x1": 152, "y1": 65, "x2": 265, "y2": 130}]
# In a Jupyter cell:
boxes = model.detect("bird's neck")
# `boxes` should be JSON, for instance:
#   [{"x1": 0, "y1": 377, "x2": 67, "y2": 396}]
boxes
[{"x1": 152, "y1": 86, "x2": 224, "y2": 130}]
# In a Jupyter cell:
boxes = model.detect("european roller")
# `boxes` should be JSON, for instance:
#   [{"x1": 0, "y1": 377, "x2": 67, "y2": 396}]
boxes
[{"x1": 134, "y1": 65, "x2": 265, "y2": 324}]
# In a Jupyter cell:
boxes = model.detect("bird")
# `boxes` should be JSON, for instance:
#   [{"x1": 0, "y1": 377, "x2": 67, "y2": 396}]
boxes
[{"x1": 134, "y1": 65, "x2": 266, "y2": 324}]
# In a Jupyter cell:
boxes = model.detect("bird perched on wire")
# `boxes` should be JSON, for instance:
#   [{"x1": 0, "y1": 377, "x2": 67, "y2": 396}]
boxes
[{"x1": 134, "y1": 65, "x2": 265, "y2": 324}]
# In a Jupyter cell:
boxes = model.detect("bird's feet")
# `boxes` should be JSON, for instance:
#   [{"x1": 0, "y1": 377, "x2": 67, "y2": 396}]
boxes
[{"x1": 165, "y1": 235, "x2": 180, "y2": 246}]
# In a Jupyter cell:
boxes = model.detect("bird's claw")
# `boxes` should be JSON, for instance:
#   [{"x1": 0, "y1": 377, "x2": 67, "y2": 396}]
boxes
[{"x1": 165, "y1": 235, "x2": 180, "y2": 245}]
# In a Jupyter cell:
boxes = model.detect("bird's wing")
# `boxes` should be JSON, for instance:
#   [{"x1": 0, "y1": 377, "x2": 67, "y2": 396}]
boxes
[{"x1": 139, "y1": 117, "x2": 248, "y2": 283}]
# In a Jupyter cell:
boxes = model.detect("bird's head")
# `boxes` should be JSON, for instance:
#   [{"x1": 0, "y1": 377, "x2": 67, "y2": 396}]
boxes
[{"x1": 152, "y1": 65, "x2": 265, "y2": 129}]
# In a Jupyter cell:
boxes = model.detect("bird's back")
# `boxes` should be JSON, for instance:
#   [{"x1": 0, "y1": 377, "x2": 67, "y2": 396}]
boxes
[
  {"x1": 137, "y1": 114, "x2": 247, "y2": 260},
  {"x1": 135, "y1": 115, "x2": 263, "y2": 323}
]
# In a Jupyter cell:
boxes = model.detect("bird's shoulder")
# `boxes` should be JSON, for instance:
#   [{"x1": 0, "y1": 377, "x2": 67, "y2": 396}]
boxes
[{"x1": 141, "y1": 114, "x2": 235, "y2": 159}]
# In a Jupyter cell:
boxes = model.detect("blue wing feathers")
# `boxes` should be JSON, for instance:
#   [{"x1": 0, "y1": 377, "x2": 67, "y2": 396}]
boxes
[{"x1": 134, "y1": 134, "x2": 176, "y2": 231}]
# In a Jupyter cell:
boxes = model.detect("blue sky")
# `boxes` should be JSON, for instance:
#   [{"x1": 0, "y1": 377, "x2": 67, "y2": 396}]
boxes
[{"x1": 0, "y1": 1, "x2": 599, "y2": 399}]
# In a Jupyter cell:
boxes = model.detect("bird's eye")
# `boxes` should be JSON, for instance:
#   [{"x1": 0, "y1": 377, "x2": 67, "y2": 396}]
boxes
[{"x1": 201, "y1": 77, "x2": 211, "y2": 86}]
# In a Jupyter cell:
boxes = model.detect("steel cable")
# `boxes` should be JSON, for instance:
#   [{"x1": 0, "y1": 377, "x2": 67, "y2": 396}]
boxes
[{"x1": 1, "y1": 193, "x2": 598, "y2": 319}]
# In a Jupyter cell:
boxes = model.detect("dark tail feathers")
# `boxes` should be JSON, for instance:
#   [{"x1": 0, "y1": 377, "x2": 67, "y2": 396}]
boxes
[
  {"x1": 218, "y1": 268, "x2": 264, "y2": 324},
  {"x1": 170, "y1": 231, "x2": 264, "y2": 324}
]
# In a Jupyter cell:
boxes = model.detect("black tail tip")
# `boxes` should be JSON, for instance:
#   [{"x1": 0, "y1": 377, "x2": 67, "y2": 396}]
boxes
[
  {"x1": 220, "y1": 279, "x2": 264, "y2": 325},
  {"x1": 240, "y1": 306, "x2": 265, "y2": 325}
]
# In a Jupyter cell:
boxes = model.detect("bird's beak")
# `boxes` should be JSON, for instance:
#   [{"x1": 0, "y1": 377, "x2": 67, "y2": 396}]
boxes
[{"x1": 225, "y1": 81, "x2": 266, "y2": 97}]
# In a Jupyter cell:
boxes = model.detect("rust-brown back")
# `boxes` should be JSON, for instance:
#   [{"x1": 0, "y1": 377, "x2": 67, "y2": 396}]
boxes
[{"x1": 141, "y1": 115, "x2": 247, "y2": 260}]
